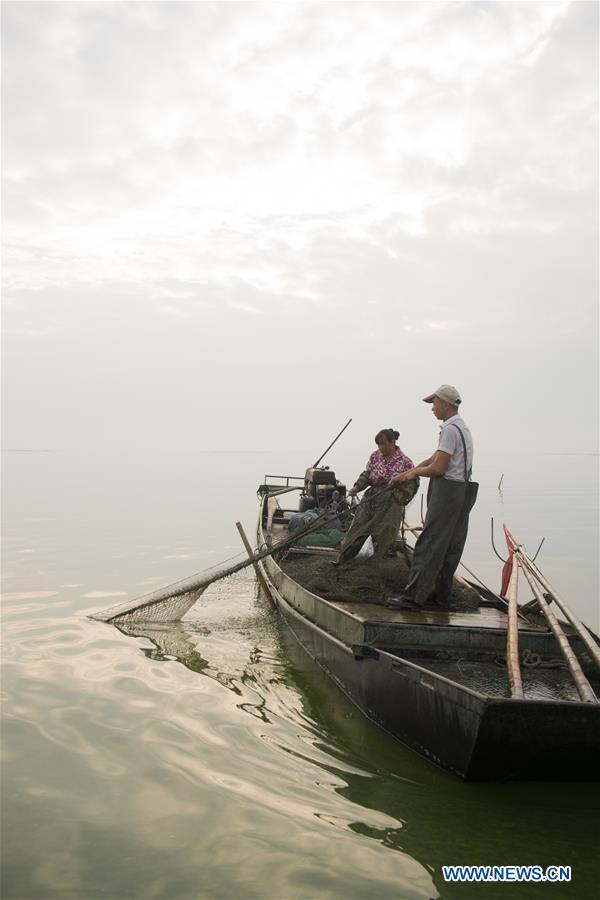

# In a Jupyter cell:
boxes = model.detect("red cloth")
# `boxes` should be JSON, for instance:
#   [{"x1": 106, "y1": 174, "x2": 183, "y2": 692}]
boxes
[{"x1": 500, "y1": 555, "x2": 513, "y2": 598}]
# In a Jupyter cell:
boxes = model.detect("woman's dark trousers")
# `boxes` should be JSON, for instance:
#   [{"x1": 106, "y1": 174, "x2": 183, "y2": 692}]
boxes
[{"x1": 338, "y1": 488, "x2": 404, "y2": 562}]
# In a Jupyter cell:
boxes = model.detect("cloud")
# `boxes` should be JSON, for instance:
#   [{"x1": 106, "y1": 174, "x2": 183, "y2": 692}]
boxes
[
  {"x1": 1, "y1": 1, "x2": 597, "y2": 452},
  {"x1": 3, "y1": 2, "x2": 587, "y2": 248},
  {"x1": 228, "y1": 301, "x2": 264, "y2": 316}
]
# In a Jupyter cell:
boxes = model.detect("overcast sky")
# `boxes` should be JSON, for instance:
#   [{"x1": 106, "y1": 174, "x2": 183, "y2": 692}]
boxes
[{"x1": 2, "y1": 1, "x2": 598, "y2": 458}]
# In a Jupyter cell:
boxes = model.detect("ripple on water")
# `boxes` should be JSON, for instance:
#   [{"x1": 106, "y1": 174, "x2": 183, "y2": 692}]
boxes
[{"x1": 7, "y1": 588, "x2": 596, "y2": 899}]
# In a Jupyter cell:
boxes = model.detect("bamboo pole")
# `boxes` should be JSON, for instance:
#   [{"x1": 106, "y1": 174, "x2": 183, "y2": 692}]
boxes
[
  {"x1": 516, "y1": 556, "x2": 598, "y2": 704},
  {"x1": 506, "y1": 554, "x2": 524, "y2": 698},
  {"x1": 517, "y1": 552, "x2": 600, "y2": 672}
]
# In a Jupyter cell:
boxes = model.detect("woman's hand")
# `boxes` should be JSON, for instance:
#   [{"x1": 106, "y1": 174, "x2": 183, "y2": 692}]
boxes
[{"x1": 348, "y1": 486, "x2": 358, "y2": 497}]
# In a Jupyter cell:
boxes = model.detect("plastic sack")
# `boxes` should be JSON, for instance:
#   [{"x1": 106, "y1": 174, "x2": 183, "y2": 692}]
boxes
[{"x1": 357, "y1": 535, "x2": 374, "y2": 558}]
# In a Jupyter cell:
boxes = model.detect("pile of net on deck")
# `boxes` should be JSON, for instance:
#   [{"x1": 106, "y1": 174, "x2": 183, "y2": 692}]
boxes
[{"x1": 281, "y1": 552, "x2": 480, "y2": 611}]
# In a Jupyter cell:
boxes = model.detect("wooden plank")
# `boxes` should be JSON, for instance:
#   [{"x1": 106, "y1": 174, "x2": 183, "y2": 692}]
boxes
[{"x1": 330, "y1": 601, "x2": 548, "y2": 631}]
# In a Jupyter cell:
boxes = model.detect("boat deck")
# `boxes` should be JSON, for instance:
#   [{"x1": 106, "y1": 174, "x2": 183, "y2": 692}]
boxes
[
  {"x1": 267, "y1": 510, "x2": 512, "y2": 617},
  {"x1": 261, "y1": 508, "x2": 589, "y2": 659},
  {"x1": 266, "y1": 514, "x2": 548, "y2": 628},
  {"x1": 417, "y1": 657, "x2": 596, "y2": 702},
  {"x1": 328, "y1": 601, "x2": 548, "y2": 631}
]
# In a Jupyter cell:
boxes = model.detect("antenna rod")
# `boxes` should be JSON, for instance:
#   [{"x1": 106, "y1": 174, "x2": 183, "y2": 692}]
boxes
[{"x1": 313, "y1": 418, "x2": 352, "y2": 468}]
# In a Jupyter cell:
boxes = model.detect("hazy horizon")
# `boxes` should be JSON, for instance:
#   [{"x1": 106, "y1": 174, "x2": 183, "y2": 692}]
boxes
[{"x1": 2, "y1": 1, "x2": 598, "y2": 460}]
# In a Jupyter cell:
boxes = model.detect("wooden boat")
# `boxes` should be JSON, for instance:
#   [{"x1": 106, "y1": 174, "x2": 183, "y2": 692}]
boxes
[{"x1": 255, "y1": 477, "x2": 600, "y2": 781}]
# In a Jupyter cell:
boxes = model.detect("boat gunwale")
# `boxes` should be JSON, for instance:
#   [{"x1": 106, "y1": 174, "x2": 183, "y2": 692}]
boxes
[
  {"x1": 261, "y1": 513, "x2": 551, "y2": 640},
  {"x1": 260, "y1": 560, "x2": 492, "y2": 705},
  {"x1": 266, "y1": 549, "x2": 554, "y2": 639},
  {"x1": 258, "y1": 495, "x2": 600, "y2": 704},
  {"x1": 261, "y1": 556, "x2": 600, "y2": 710}
]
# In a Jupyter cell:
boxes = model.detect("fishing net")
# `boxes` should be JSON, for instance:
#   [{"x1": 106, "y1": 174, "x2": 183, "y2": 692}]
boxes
[
  {"x1": 420, "y1": 658, "x2": 600, "y2": 702},
  {"x1": 92, "y1": 586, "x2": 207, "y2": 625},
  {"x1": 90, "y1": 504, "x2": 341, "y2": 625},
  {"x1": 115, "y1": 622, "x2": 207, "y2": 668},
  {"x1": 281, "y1": 552, "x2": 480, "y2": 610},
  {"x1": 90, "y1": 490, "x2": 479, "y2": 625},
  {"x1": 89, "y1": 552, "x2": 251, "y2": 624}
]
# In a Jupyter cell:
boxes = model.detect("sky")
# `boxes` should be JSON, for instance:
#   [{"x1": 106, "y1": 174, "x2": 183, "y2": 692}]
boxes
[{"x1": 2, "y1": 0, "x2": 598, "y2": 459}]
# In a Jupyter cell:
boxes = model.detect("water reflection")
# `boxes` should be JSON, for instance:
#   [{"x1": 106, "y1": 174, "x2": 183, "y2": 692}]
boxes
[
  {"x1": 3, "y1": 437, "x2": 598, "y2": 899},
  {"x1": 276, "y1": 625, "x2": 600, "y2": 899},
  {"x1": 115, "y1": 622, "x2": 265, "y2": 709},
  {"x1": 116, "y1": 623, "x2": 211, "y2": 673},
  {"x1": 112, "y1": 617, "x2": 600, "y2": 899},
  {"x1": 106, "y1": 617, "x2": 432, "y2": 897}
]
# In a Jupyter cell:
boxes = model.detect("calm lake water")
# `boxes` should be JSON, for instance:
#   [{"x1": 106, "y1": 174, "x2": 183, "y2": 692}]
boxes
[{"x1": 2, "y1": 447, "x2": 599, "y2": 900}]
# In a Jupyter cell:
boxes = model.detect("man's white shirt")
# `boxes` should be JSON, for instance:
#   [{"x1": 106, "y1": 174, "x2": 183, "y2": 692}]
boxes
[{"x1": 438, "y1": 415, "x2": 474, "y2": 482}]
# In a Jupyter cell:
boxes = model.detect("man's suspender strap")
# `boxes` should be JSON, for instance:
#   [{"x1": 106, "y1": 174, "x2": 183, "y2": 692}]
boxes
[{"x1": 452, "y1": 424, "x2": 472, "y2": 482}]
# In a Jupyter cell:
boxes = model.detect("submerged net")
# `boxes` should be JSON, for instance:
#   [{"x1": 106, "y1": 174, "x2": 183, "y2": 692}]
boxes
[
  {"x1": 92, "y1": 585, "x2": 209, "y2": 625},
  {"x1": 89, "y1": 548, "x2": 257, "y2": 625}
]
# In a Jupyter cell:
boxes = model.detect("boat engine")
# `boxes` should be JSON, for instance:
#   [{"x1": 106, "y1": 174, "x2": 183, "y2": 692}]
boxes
[{"x1": 298, "y1": 467, "x2": 346, "y2": 512}]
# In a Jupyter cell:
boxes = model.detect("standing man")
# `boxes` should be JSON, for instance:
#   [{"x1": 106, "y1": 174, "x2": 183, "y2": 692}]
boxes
[{"x1": 387, "y1": 385, "x2": 477, "y2": 609}]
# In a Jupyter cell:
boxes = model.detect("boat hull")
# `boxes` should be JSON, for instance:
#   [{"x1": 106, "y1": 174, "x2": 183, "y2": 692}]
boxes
[
  {"x1": 257, "y1": 501, "x2": 600, "y2": 781},
  {"x1": 263, "y1": 567, "x2": 600, "y2": 780}
]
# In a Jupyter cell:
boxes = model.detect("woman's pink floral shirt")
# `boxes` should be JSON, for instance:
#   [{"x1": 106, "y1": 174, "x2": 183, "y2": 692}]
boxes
[{"x1": 366, "y1": 447, "x2": 414, "y2": 486}]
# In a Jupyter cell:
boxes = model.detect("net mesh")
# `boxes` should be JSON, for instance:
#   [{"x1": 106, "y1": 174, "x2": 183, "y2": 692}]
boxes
[
  {"x1": 89, "y1": 553, "x2": 249, "y2": 624},
  {"x1": 420, "y1": 659, "x2": 600, "y2": 702},
  {"x1": 98, "y1": 587, "x2": 207, "y2": 625},
  {"x1": 281, "y1": 553, "x2": 481, "y2": 610},
  {"x1": 90, "y1": 501, "x2": 352, "y2": 625}
]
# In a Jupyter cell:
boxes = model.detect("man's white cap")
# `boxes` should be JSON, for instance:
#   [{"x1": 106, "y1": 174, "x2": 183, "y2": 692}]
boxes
[{"x1": 423, "y1": 384, "x2": 462, "y2": 406}]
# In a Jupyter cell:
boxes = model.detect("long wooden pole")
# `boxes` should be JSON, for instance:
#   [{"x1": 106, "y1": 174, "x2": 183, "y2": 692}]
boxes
[
  {"x1": 93, "y1": 504, "x2": 334, "y2": 623},
  {"x1": 517, "y1": 552, "x2": 600, "y2": 672},
  {"x1": 516, "y1": 556, "x2": 597, "y2": 703},
  {"x1": 236, "y1": 521, "x2": 276, "y2": 607},
  {"x1": 506, "y1": 554, "x2": 524, "y2": 698}
]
